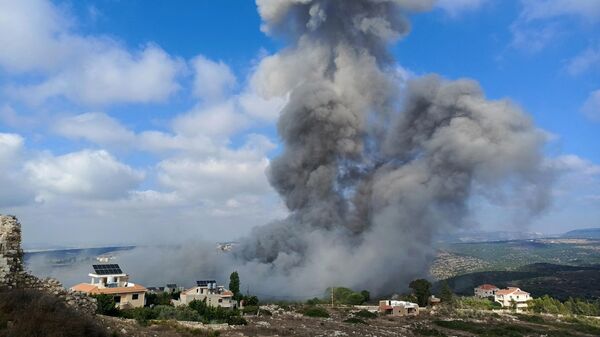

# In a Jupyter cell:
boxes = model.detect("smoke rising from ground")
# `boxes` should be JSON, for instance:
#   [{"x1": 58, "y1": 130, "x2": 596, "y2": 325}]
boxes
[
  {"x1": 231, "y1": 0, "x2": 551, "y2": 297},
  {"x1": 27, "y1": 0, "x2": 553, "y2": 299}
]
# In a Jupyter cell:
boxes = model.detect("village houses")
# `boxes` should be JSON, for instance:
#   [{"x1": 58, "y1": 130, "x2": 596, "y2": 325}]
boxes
[
  {"x1": 174, "y1": 280, "x2": 238, "y2": 309},
  {"x1": 494, "y1": 287, "x2": 531, "y2": 311},
  {"x1": 379, "y1": 300, "x2": 419, "y2": 316},
  {"x1": 474, "y1": 284, "x2": 500, "y2": 298},
  {"x1": 71, "y1": 264, "x2": 147, "y2": 309}
]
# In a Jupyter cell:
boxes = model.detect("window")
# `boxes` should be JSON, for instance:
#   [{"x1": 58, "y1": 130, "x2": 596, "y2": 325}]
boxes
[
  {"x1": 114, "y1": 296, "x2": 121, "y2": 303},
  {"x1": 218, "y1": 298, "x2": 223, "y2": 303},
  {"x1": 132, "y1": 294, "x2": 139, "y2": 300}
]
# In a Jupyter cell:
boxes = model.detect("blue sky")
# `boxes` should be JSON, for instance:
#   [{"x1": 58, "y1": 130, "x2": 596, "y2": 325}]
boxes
[{"x1": 0, "y1": 0, "x2": 599, "y2": 247}]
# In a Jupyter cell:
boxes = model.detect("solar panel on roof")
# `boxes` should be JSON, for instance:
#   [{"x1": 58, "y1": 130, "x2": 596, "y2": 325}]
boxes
[{"x1": 92, "y1": 264, "x2": 123, "y2": 275}]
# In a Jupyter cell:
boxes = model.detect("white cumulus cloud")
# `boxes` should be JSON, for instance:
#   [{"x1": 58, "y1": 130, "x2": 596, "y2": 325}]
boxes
[
  {"x1": 0, "y1": 0, "x2": 182, "y2": 105},
  {"x1": 25, "y1": 150, "x2": 144, "y2": 200},
  {"x1": 582, "y1": 89, "x2": 600, "y2": 121},
  {"x1": 436, "y1": 0, "x2": 488, "y2": 16},
  {"x1": 53, "y1": 112, "x2": 136, "y2": 146},
  {"x1": 191, "y1": 55, "x2": 237, "y2": 102}
]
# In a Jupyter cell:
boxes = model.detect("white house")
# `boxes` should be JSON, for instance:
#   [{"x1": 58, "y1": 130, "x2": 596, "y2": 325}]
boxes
[
  {"x1": 174, "y1": 280, "x2": 238, "y2": 309},
  {"x1": 71, "y1": 264, "x2": 146, "y2": 309},
  {"x1": 494, "y1": 287, "x2": 530, "y2": 311},
  {"x1": 379, "y1": 300, "x2": 419, "y2": 316},
  {"x1": 474, "y1": 284, "x2": 499, "y2": 298}
]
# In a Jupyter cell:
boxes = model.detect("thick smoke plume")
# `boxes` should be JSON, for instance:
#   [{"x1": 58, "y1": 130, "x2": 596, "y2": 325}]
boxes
[
  {"x1": 231, "y1": 0, "x2": 551, "y2": 297},
  {"x1": 27, "y1": 0, "x2": 552, "y2": 299}
]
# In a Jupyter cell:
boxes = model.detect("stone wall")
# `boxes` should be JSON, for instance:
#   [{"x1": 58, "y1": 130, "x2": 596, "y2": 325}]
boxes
[
  {"x1": 0, "y1": 214, "x2": 97, "y2": 315},
  {"x1": 0, "y1": 215, "x2": 25, "y2": 288}
]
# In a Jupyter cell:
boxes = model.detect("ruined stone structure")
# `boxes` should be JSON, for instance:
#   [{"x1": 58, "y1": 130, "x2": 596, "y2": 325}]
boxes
[
  {"x1": 0, "y1": 214, "x2": 97, "y2": 315},
  {"x1": 0, "y1": 215, "x2": 25, "y2": 288}
]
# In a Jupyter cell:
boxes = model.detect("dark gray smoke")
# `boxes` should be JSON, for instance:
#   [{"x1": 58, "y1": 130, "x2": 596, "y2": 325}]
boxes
[
  {"x1": 230, "y1": 0, "x2": 552, "y2": 297},
  {"x1": 21, "y1": 0, "x2": 552, "y2": 300}
]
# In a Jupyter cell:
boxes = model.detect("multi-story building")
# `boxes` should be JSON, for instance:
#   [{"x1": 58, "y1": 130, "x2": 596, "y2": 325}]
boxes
[
  {"x1": 71, "y1": 264, "x2": 147, "y2": 309},
  {"x1": 474, "y1": 284, "x2": 499, "y2": 298},
  {"x1": 175, "y1": 280, "x2": 237, "y2": 309},
  {"x1": 494, "y1": 287, "x2": 531, "y2": 311}
]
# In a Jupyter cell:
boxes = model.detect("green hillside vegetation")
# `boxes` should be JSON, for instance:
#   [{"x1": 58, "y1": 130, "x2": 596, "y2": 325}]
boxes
[
  {"x1": 440, "y1": 263, "x2": 600, "y2": 300},
  {"x1": 440, "y1": 239, "x2": 600, "y2": 271}
]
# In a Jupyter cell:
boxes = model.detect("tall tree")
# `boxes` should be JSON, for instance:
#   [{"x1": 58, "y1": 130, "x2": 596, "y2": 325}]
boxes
[
  {"x1": 439, "y1": 281, "x2": 454, "y2": 304},
  {"x1": 229, "y1": 271, "x2": 240, "y2": 300},
  {"x1": 409, "y1": 279, "x2": 432, "y2": 307}
]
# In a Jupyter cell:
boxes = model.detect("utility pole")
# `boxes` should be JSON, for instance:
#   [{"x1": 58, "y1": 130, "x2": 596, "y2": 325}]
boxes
[{"x1": 331, "y1": 287, "x2": 335, "y2": 308}]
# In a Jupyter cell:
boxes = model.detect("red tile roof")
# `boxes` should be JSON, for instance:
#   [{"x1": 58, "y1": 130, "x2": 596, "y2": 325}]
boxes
[
  {"x1": 71, "y1": 283, "x2": 147, "y2": 295},
  {"x1": 495, "y1": 287, "x2": 529, "y2": 296},
  {"x1": 477, "y1": 284, "x2": 499, "y2": 290}
]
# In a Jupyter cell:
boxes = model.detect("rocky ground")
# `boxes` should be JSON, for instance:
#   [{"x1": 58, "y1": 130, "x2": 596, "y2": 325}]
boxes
[{"x1": 96, "y1": 305, "x2": 600, "y2": 337}]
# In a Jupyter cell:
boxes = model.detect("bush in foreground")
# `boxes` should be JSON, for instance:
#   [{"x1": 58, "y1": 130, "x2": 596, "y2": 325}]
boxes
[
  {"x1": 0, "y1": 289, "x2": 109, "y2": 337},
  {"x1": 343, "y1": 317, "x2": 367, "y2": 324},
  {"x1": 93, "y1": 294, "x2": 120, "y2": 316},
  {"x1": 302, "y1": 306, "x2": 330, "y2": 318},
  {"x1": 354, "y1": 310, "x2": 377, "y2": 319}
]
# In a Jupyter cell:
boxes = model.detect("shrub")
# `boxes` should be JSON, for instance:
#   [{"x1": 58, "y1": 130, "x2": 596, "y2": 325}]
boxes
[
  {"x1": 154, "y1": 305, "x2": 201, "y2": 322},
  {"x1": 226, "y1": 316, "x2": 248, "y2": 325},
  {"x1": 455, "y1": 296, "x2": 498, "y2": 310},
  {"x1": 302, "y1": 306, "x2": 330, "y2": 318},
  {"x1": 343, "y1": 317, "x2": 367, "y2": 324},
  {"x1": 93, "y1": 294, "x2": 120, "y2": 316},
  {"x1": 188, "y1": 300, "x2": 241, "y2": 324},
  {"x1": 0, "y1": 289, "x2": 110, "y2": 337},
  {"x1": 145, "y1": 292, "x2": 173, "y2": 306},
  {"x1": 242, "y1": 295, "x2": 259, "y2": 306},
  {"x1": 354, "y1": 310, "x2": 377, "y2": 319},
  {"x1": 434, "y1": 320, "x2": 535, "y2": 337},
  {"x1": 119, "y1": 307, "x2": 157, "y2": 325},
  {"x1": 306, "y1": 297, "x2": 322, "y2": 305},
  {"x1": 413, "y1": 327, "x2": 448, "y2": 337},
  {"x1": 241, "y1": 306, "x2": 259, "y2": 315},
  {"x1": 515, "y1": 314, "x2": 545, "y2": 324}
]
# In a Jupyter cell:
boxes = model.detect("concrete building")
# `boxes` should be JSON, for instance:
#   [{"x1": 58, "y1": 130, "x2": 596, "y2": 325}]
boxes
[
  {"x1": 71, "y1": 264, "x2": 147, "y2": 309},
  {"x1": 379, "y1": 300, "x2": 419, "y2": 316},
  {"x1": 175, "y1": 280, "x2": 238, "y2": 309},
  {"x1": 474, "y1": 284, "x2": 499, "y2": 298},
  {"x1": 494, "y1": 287, "x2": 530, "y2": 311},
  {"x1": 165, "y1": 284, "x2": 183, "y2": 293}
]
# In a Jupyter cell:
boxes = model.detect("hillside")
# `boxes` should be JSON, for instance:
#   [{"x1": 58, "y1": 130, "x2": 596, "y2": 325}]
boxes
[
  {"x1": 563, "y1": 228, "x2": 600, "y2": 239},
  {"x1": 434, "y1": 238, "x2": 600, "y2": 274},
  {"x1": 441, "y1": 263, "x2": 600, "y2": 300}
]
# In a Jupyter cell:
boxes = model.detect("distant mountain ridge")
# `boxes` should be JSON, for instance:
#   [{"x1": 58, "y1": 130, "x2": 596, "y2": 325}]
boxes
[{"x1": 562, "y1": 228, "x2": 600, "y2": 239}]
